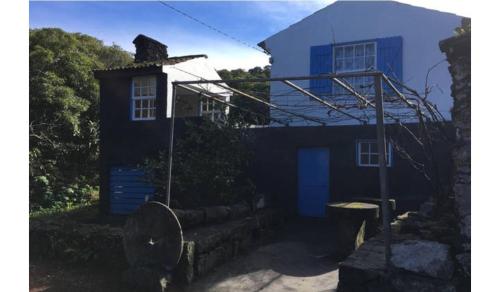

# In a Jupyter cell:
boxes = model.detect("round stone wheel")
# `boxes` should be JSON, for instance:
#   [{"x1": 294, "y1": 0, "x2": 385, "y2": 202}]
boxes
[
  {"x1": 123, "y1": 201, "x2": 183, "y2": 270},
  {"x1": 325, "y1": 202, "x2": 380, "y2": 260},
  {"x1": 326, "y1": 202, "x2": 380, "y2": 220},
  {"x1": 350, "y1": 197, "x2": 396, "y2": 219}
]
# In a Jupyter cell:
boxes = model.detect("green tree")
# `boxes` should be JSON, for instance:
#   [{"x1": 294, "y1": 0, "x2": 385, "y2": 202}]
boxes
[
  {"x1": 29, "y1": 28, "x2": 133, "y2": 211},
  {"x1": 217, "y1": 66, "x2": 271, "y2": 125}
]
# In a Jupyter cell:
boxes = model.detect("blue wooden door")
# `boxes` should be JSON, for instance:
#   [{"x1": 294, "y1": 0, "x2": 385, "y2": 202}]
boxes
[{"x1": 297, "y1": 148, "x2": 330, "y2": 217}]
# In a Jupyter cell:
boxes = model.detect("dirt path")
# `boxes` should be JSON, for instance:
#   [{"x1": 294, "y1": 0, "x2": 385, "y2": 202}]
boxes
[{"x1": 187, "y1": 218, "x2": 339, "y2": 292}]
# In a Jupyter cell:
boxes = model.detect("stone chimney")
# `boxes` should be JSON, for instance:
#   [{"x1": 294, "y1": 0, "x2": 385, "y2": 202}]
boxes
[{"x1": 132, "y1": 34, "x2": 168, "y2": 63}]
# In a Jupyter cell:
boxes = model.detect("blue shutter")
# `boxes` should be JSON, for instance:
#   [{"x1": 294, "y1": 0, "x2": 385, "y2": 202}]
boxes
[
  {"x1": 310, "y1": 44, "x2": 333, "y2": 96},
  {"x1": 376, "y1": 36, "x2": 403, "y2": 90}
]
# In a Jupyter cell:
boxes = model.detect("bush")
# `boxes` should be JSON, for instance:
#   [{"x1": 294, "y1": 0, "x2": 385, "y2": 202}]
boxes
[{"x1": 143, "y1": 118, "x2": 256, "y2": 208}]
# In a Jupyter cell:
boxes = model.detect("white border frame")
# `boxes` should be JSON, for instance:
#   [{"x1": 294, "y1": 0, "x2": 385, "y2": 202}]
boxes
[
  {"x1": 356, "y1": 139, "x2": 393, "y2": 167},
  {"x1": 131, "y1": 75, "x2": 157, "y2": 121}
]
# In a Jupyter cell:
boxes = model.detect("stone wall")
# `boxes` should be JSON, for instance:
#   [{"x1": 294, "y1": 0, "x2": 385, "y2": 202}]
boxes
[{"x1": 439, "y1": 20, "x2": 471, "y2": 277}]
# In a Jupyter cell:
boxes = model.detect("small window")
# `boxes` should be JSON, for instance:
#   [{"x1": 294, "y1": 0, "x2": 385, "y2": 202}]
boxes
[
  {"x1": 200, "y1": 97, "x2": 224, "y2": 121},
  {"x1": 131, "y1": 76, "x2": 156, "y2": 121},
  {"x1": 334, "y1": 42, "x2": 376, "y2": 96},
  {"x1": 356, "y1": 140, "x2": 392, "y2": 167}
]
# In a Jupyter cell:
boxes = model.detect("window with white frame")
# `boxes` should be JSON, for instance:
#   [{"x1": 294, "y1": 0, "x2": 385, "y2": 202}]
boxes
[
  {"x1": 356, "y1": 140, "x2": 392, "y2": 167},
  {"x1": 132, "y1": 76, "x2": 156, "y2": 120},
  {"x1": 200, "y1": 97, "x2": 223, "y2": 121},
  {"x1": 334, "y1": 42, "x2": 376, "y2": 96}
]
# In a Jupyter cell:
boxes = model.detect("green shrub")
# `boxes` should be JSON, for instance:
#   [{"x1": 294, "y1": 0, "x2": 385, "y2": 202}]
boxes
[{"x1": 143, "y1": 118, "x2": 256, "y2": 208}]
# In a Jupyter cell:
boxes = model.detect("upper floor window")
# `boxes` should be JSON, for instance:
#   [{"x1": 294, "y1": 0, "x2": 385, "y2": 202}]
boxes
[
  {"x1": 132, "y1": 76, "x2": 156, "y2": 121},
  {"x1": 334, "y1": 42, "x2": 376, "y2": 96},
  {"x1": 356, "y1": 140, "x2": 392, "y2": 167},
  {"x1": 200, "y1": 97, "x2": 224, "y2": 121}
]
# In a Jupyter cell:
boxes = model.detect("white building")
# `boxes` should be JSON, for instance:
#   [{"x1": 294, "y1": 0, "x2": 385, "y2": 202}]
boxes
[{"x1": 258, "y1": 1, "x2": 463, "y2": 126}]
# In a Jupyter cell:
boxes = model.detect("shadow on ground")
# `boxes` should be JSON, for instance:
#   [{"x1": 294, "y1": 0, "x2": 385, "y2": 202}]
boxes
[
  {"x1": 185, "y1": 217, "x2": 339, "y2": 292},
  {"x1": 29, "y1": 217, "x2": 339, "y2": 292}
]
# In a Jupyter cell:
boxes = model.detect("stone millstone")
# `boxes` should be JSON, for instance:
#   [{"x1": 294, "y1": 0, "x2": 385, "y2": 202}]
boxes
[
  {"x1": 350, "y1": 197, "x2": 396, "y2": 218},
  {"x1": 123, "y1": 201, "x2": 183, "y2": 270},
  {"x1": 326, "y1": 202, "x2": 379, "y2": 221},
  {"x1": 326, "y1": 202, "x2": 379, "y2": 260}
]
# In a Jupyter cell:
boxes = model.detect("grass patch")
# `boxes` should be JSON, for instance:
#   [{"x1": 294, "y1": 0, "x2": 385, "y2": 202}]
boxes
[{"x1": 29, "y1": 200, "x2": 99, "y2": 223}]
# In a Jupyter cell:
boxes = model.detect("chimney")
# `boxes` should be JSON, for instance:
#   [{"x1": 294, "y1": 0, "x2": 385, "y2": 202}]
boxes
[{"x1": 132, "y1": 34, "x2": 168, "y2": 63}]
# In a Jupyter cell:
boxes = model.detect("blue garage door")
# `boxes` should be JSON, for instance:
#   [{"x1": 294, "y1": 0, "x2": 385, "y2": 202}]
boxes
[
  {"x1": 110, "y1": 167, "x2": 155, "y2": 214},
  {"x1": 297, "y1": 148, "x2": 330, "y2": 217}
]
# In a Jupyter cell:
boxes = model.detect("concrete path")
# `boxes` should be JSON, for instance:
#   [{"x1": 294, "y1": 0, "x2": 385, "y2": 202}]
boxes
[{"x1": 187, "y1": 219, "x2": 339, "y2": 292}]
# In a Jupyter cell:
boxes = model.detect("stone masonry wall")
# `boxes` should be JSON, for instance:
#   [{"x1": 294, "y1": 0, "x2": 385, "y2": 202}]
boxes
[{"x1": 439, "y1": 21, "x2": 471, "y2": 277}]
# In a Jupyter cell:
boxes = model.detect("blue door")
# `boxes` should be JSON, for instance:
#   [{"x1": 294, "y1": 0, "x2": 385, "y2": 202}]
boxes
[{"x1": 297, "y1": 148, "x2": 330, "y2": 217}]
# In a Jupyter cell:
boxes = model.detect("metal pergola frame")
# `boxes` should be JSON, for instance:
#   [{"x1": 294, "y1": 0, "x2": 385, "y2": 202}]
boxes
[{"x1": 165, "y1": 71, "x2": 420, "y2": 269}]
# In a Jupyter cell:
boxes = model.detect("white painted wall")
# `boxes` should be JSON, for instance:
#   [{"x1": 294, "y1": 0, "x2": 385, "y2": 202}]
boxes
[
  {"x1": 163, "y1": 57, "x2": 230, "y2": 118},
  {"x1": 262, "y1": 1, "x2": 462, "y2": 126}
]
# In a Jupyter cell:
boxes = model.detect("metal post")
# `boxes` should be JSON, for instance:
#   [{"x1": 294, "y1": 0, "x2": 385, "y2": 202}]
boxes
[
  {"x1": 165, "y1": 83, "x2": 177, "y2": 207},
  {"x1": 374, "y1": 74, "x2": 392, "y2": 269}
]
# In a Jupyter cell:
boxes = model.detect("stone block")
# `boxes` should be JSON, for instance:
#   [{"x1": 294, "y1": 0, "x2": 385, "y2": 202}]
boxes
[
  {"x1": 391, "y1": 240, "x2": 454, "y2": 280},
  {"x1": 122, "y1": 266, "x2": 170, "y2": 292},
  {"x1": 173, "y1": 241, "x2": 196, "y2": 285},
  {"x1": 390, "y1": 273, "x2": 456, "y2": 292},
  {"x1": 228, "y1": 203, "x2": 251, "y2": 219},
  {"x1": 195, "y1": 241, "x2": 234, "y2": 277},
  {"x1": 202, "y1": 206, "x2": 231, "y2": 224},
  {"x1": 173, "y1": 209, "x2": 205, "y2": 230}
]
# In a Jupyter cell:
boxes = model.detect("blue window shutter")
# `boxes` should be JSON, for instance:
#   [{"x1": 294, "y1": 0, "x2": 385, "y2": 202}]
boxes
[
  {"x1": 310, "y1": 44, "x2": 333, "y2": 96},
  {"x1": 376, "y1": 36, "x2": 403, "y2": 90}
]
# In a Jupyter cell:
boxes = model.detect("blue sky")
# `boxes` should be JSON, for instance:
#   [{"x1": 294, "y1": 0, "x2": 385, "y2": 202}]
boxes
[{"x1": 29, "y1": 1, "x2": 469, "y2": 70}]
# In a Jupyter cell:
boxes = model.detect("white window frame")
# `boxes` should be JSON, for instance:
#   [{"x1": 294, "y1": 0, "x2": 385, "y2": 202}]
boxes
[
  {"x1": 131, "y1": 76, "x2": 156, "y2": 121},
  {"x1": 356, "y1": 140, "x2": 393, "y2": 167},
  {"x1": 200, "y1": 97, "x2": 224, "y2": 121},
  {"x1": 333, "y1": 41, "x2": 377, "y2": 96}
]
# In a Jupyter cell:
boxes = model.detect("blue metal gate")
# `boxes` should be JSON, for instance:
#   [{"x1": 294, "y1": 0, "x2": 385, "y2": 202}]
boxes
[
  {"x1": 297, "y1": 148, "x2": 330, "y2": 217},
  {"x1": 109, "y1": 167, "x2": 155, "y2": 214}
]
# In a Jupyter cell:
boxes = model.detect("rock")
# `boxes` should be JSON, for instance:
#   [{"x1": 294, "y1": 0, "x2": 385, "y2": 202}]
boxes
[
  {"x1": 173, "y1": 241, "x2": 196, "y2": 285},
  {"x1": 122, "y1": 266, "x2": 171, "y2": 292},
  {"x1": 173, "y1": 209, "x2": 205, "y2": 229},
  {"x1": 201, "y1": 206, "x2": 231, "y2": 224},
  {"x1": 390, "y1": 273, "x2": 456, "y2": 292},
  {"x1": 391, "y1": 240, "x2": 454, "y2": 280},
  {"x1": 419, "y1": 199, "x2": 435, "y2": 218},
  {"x1": 196, "y1": 241, "x2": 234, "y2": 277},
  {"x1": 456, "y1": 252, "x2": 471, "y2": 277},
  {"x1": 229, "y1": 203, "x2": 251, "y2": 219}
]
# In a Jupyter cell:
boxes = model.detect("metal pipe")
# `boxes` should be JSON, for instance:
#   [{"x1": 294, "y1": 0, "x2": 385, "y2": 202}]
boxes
[
  {"x1": 176, "y1": 82, "x2": 326, "y2": 126},
  {"x1": 281, "y1": 80, "x2": 366, "y2": 123},
  {"x1": 173, "y1": 71, "x2": 383, "y2": 85},
  {"x1": 374, "y1": 74, "x2": 392, "y2": 269},
  {"x1": 332, "y1": 77, "x2": 376, "y2": 108},
  {"x1": 165, "y1": 84, "x2": 177, "y2": 207},
  {"x1": 332, "y1": 77, "x2": 424, "y2": 146},
  {"x1": 380, "y1": 75, "x2": 429, "y2": 119},
  {"x1": 177, "y1": 84, "x2": 287, "y2": 125}
]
